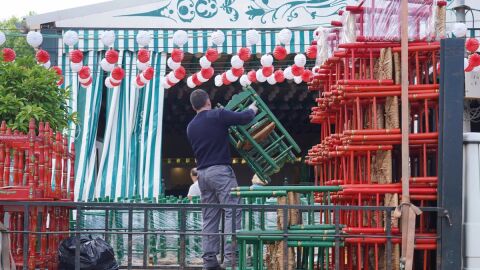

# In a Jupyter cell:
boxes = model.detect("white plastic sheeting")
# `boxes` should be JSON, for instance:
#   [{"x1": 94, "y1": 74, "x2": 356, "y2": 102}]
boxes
[{"x1": 463, "y1": 132, "x2": 480, "y2": 270}]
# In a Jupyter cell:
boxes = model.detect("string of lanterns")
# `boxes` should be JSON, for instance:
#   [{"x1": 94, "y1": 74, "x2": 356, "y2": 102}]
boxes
[
  {"x1": 186, "y1": 30, "x2": 223, "y2": 88},
  {"x1": 447, "y1": 22, "x2": 480, "y2": 73},
  {"x1": 465, "y1": 37, "x2": 480, "y2": 72},
  {"x1": 3, "y1": 24, "x2": 480, "y2": 88},
  {"x1": 0, "y1": 28, "x2": 320, "y2": 89}
]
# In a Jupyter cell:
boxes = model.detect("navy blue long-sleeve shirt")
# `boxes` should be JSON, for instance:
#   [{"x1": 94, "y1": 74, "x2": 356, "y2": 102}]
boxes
[{"x1": 187, "y1": 108, "x2": 255, "y2": 169}]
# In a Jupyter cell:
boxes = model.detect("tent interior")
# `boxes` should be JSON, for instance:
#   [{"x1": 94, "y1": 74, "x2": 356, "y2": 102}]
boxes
[
  {"x1": 161, "y1": 53, "x2": 320, "y2": 195},
  {"x1": 93, "y1": 52, "x2": 320, "y2": 196}
]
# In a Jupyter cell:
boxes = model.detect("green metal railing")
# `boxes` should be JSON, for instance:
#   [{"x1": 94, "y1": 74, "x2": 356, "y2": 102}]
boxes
[
  {"x1": 231, "y1": 186, "x2": 344, "y2": 270},
  {"x1": 70, "y1": 185, "x2": 343, "y2": 269},
  {"x1": 74, "y1": 195, "x2": 203, "y2": 265}
]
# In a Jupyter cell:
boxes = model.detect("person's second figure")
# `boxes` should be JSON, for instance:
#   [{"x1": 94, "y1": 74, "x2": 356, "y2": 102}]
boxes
[
  {"x1": 188, "y1": 168, "x2": 201, "y2": 200},
  {"x1": 187, "y1": 89, "x2": 257, "y2": 270},
  {"x1": 250, "y1": 174, "x2": 267, "y2": 189}
]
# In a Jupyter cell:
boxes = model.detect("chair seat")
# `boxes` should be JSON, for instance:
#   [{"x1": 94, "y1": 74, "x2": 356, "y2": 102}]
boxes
[{"x1": 237, "y1": 122, "x2": 276, "y2": 150}]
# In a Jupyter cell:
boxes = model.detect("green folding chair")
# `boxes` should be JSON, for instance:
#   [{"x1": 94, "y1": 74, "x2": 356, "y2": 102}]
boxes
[{"x1": 217, "y1": 86, "x2": 301, "y2": 183}]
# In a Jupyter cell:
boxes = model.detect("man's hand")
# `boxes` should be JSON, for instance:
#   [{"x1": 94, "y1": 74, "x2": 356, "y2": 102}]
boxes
[{"x1": 248, "y1": 101, "x2": 258, "y2": 114}]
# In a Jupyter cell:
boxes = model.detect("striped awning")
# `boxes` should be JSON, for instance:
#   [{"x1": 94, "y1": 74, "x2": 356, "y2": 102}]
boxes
[{"x1": 59, "y1": 29, "x2": 315, "y2": 55}]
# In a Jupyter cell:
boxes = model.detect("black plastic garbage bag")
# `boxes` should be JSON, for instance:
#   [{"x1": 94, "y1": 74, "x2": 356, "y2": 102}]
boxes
[{"x1": 58, "y1": 235, "x2": 119, "y2": 270}]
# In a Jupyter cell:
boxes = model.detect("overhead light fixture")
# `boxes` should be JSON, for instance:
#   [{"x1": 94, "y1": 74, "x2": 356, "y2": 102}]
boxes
[
  {"x1": 241, "y1": 159, "x2": 246, "y2": 164},
  {"x1": 167, "y1": 159, "x2": 171, "y2": 164},
  {"x1": 176, "y1": 158, "x2": 181, "y2": 164}
]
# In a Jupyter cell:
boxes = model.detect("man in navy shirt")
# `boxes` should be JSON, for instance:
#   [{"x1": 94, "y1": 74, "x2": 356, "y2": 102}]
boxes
[{"x1": 187, "y1": 89, "x2": 257, "y2": 270}]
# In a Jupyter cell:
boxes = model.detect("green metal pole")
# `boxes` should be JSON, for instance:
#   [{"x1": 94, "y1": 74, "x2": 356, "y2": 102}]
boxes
[
  {"x1": 287, "y1": 241, "x2": 340, "y2": 247},
  {"x1": 239, "y1": 239, "x2": 246, "y2": 269},
  {"x1": 309, "y1": 245, "x2": 314, "y2": 270},
  {"x1": 231, "y1": 186, "x2": 342, "y2": 192},
  {"x1": 230, "y1": 190, "x2": 287, "y2": 197},
  {"x1": 290, "y1": 224, "x2": 340, "y2": 230},
  {"x1": 259, "y1": 239, "x2": 264, "y2": 270}
]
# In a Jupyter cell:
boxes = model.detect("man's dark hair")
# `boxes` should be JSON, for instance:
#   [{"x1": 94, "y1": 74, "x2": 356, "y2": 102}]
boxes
[
  {"x1": 190, "y1": 168, "x2": 198, "y2": 176},
  {"x1": 190, "y1": 89, "x2": 210, "y2": 110}
]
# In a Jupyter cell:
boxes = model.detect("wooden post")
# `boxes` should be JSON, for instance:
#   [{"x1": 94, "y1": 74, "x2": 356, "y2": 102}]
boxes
[
  {"x1": 400, "y1": 0, "x2": 410, "y2": 208},
  {"x1": 399, "y1": 0, "x2": 417, "y2": 270}
]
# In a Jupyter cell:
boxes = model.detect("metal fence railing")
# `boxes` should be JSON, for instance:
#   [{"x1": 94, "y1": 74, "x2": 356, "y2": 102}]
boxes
[{"x1": 0, "y1": 201, "x2": 444, "y2": 270}]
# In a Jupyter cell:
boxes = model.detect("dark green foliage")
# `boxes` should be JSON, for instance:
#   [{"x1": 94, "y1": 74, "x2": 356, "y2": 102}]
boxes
[{"x1": 0, "y1": 56, "x2": 76, "y2": 132}]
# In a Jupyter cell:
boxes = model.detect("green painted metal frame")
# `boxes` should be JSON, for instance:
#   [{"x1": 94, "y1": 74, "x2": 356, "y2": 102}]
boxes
[
  {"x1": 231, "y1": 187, "x2": 344, "y2": 270},
  {"x1": 218, "y1": 86, "x2": 301, "y2": 183}
]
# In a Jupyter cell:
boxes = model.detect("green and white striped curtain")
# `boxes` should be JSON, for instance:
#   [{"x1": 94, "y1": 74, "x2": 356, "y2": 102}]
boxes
[
  {"x1": 61, "y1": 28, "x2": 314, "y2": 201},
  {"x1": 60, "y1": 31, "x2": 166, "y2": 201}
]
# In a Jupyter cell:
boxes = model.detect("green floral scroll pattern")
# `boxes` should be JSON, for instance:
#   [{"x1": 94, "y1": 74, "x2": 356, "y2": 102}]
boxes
[
  {"x1": 119, "y1": 0, "x2": 239, "y2": 22},
  {"x1": 118, "y1": 1, "x2": 177, "y2": 21},
  {"x1": 221, "y1": 0, "x2": 239, "y2": 22},
  {"x1": 246, "y1": 0, "x2": 346, "y2": 24}
]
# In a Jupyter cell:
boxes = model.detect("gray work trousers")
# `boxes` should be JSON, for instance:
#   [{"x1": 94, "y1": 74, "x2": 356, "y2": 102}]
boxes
[{"x1": 197, "y1": 165, "x2": 242, "y2": 268}]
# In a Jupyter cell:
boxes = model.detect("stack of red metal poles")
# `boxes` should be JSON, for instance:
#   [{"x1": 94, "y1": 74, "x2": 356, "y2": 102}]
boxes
[{"x1": 305, "y1": 1, "x2": 445, "y2": 268}]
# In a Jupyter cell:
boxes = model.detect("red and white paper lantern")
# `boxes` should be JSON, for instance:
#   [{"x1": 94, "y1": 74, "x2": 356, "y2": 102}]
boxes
[
  {"x1": 173, "y1": 30, "x2": 188, "y2": 47},
  {"x1": 294, "y1": 53, "x2": 307, "y2": 67},
  {"x1": 2, "y1": 48, "x2": 16, "y2": 62},
  {"x1": 52, "y1": 66, "x2": 64, "y2": 86},
  {"x1": 100, "y1": 58, "x2": 115, "y2": 72},
  {"x1": 274, "y1": 70, "x2": 285, "y2": 83},
  {"x1": 230, "y1": 55, "x2": 244, "y2": 69},
  {"x1": 105, "y1": 49, "x2": 119, "y2": 64},
  {"x1": 284, "y1": 66, "x2": 294, "y2": 80},
  {"x1": 231, "y1": 67, "x2": 244, "y2": 78},
  {"x1": 78, "y1": 66, "x2": 91, "y2": 82},
  {"x1": 267, "y1": 75, "x2": 276, "y2": 85},
  {"x1": 247, "y1": 70, "x2": 257, "y2": 83},
  {"x1": 260, "y1": 54, "x2": 273, "y2": 67},
  {"x1": 167, "y1": 57, "x2": 181, "y2": 70},
  {"x1": 239, "y1": 74, "x2": 251, "y2": 87},
  {"x1": 69, "y1": 50, "x2": 83, "y2": 64},
  {"x1": 201, "y1": 67, "x2": 214, "y2": 80},
  {"x1": 137, "y1": 49, "x2": 150, "y2": 63},
  {"x1": 262, "y1": 66, "x2": 274, "y2": 77},
  {"x1": 238, "y1": 47, "x2": 251, "y2": 62},
  {"x1": 214, "y1": 75, "x2": 223, "y2": 87},
  {"x1": 69, "y1": 50, "x2": 84, "y2": 72},
  {"x1": 186, "y1": 76, "x2": 196, "y2": 88},
  {"x1": 171, "y1": 48, "x2": 185, "y2": 63},
  {"x1": 294, "y1": 76, "x2": 303, "y2": 84},
  {"x1": 36, "y1": 49, "x2": 50, "y2": 64},
  {"x1": 273, "y1": 46, "x2": 287, "y2": 61},
  {"x1": 205, "y1": 48, "x2": 219, "y2": 63},
  {"x1": 225, "y1": 69, "x2": 238, "y2": 82},
  {"x1": 199, "y1": 56, "x2": 211, "y2": 68},
  {"x1": 256, "y1": 69, "x2": 267, "y2": 83},
  {"x1": 301, "y1": 69, "x2": 313, "y2": 82},
  {"x1": 291, "y1": 64, "x2": 305, "y2": 77},
  {"x1": 306, "y1": 45, "x2": 317, "y2": 59}
]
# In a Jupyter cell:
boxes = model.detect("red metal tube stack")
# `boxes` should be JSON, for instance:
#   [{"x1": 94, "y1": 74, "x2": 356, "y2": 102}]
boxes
[
  {"x1": 0, "y1": 119, "x2": 75, "y2": 270},
  {"x1": 306, "y1": 1, "x2": 445, "y2": 269}
]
